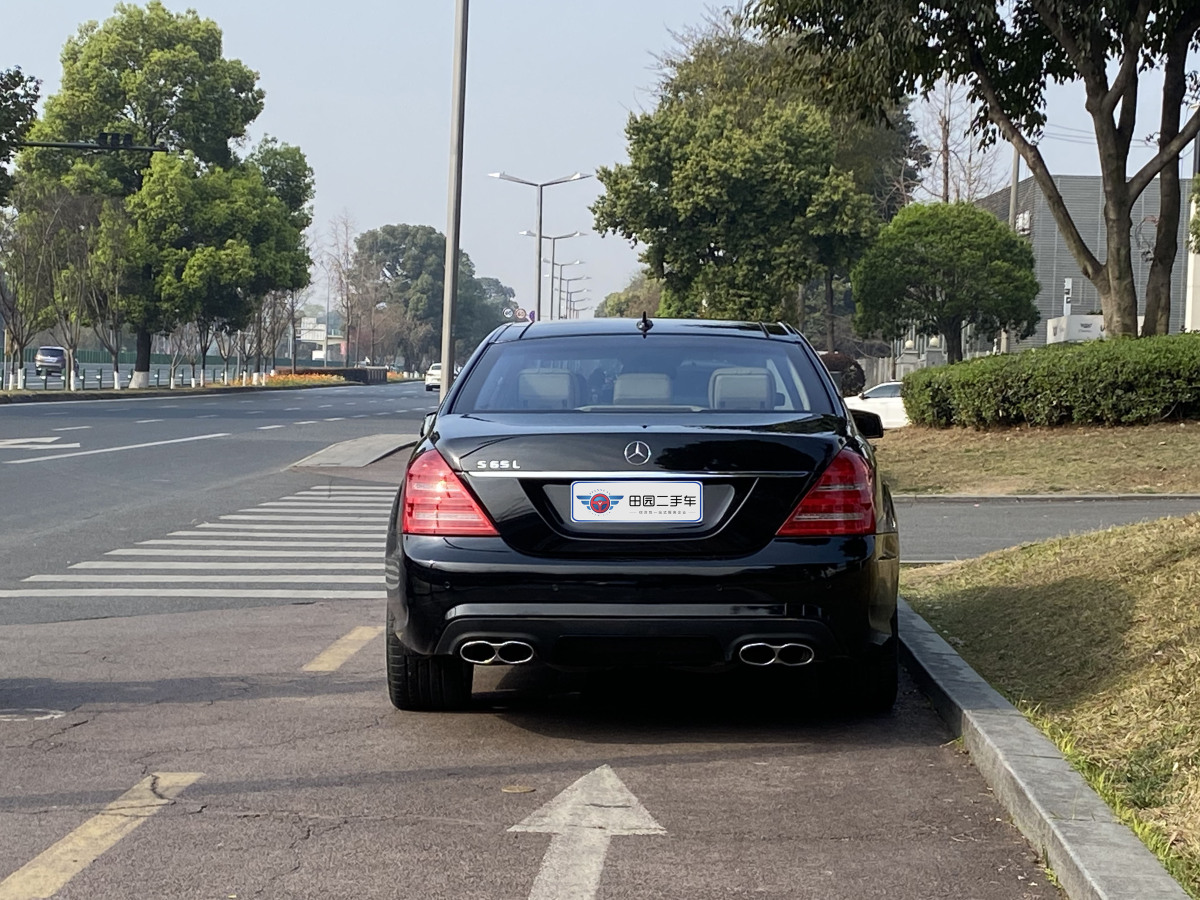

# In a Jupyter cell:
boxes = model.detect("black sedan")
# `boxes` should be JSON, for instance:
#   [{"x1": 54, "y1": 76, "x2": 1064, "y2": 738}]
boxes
[{"x1": 384, "y1": 317, "x2": 898, "y2": 712}]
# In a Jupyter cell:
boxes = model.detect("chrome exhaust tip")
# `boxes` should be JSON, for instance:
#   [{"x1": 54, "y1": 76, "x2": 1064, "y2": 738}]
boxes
[
  {"x1": 459, "y1": 639, "x2": 535, "y2": 665},
  {"x1": 738, "y1": 643, "x2": 777, "y2": 666},
  {"x1": 738, "y1": 642, "x2": 815, "y2": 667}
]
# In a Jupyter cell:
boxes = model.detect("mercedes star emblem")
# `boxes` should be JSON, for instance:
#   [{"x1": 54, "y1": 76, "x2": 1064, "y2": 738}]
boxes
[{"x1": 624, "y1": 441, "x2": 651, "y2": 465}]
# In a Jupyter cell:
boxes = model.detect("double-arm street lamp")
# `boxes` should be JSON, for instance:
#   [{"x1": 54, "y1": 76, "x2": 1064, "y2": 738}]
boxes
[
  {"x1": 558, "y1": 275, "x2": 590, "y2": 319},
  {"x1": 490, "y1": 171, "x2": 591, "y2": 320},
  {"x1": 543, "y1": 258, "x2": 584, "y2": 320},
  {"x1": 564, "y1": 289, "x2": 591, "y2": 319},
  {"x1": 521, "y1": 229, "x2": 582, "y2": 319}
]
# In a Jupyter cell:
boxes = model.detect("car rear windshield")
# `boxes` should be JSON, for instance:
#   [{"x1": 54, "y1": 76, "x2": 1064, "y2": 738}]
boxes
[{"x1": 450, "y1": 334, "x2": 836, "y2": 415}]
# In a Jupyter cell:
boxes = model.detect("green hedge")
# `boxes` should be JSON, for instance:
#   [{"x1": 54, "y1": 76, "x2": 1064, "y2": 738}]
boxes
[{"x1": 903, "y1": 333, "x2": 1200, "y2": 428}]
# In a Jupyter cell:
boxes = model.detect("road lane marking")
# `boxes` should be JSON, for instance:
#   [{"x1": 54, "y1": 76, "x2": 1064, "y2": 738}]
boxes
[
  {"x1": 294, "y1": 420, "x2": 318, "y2": 425},
  {"x1": 106, "y1": 549, "x2": 379, "y2": 557},
  {"x1": 51, "y1": 426, "x2": 91, "y2": 432},
  {"x1": 213, "y1": 518, "x2": 386, "y2": 525},
  {"x1": 256, "y1": 425, "x2": 285, "y2": 430},
  {"x1": 136, "y1": 539, "x2": 383, "y2": 548},
  {"x1": 511, "y1": 765, "x2": 665, "y2": 900},
  {"x1": 135, "y1": 418, "x2": 163, "y2": 424},
  {"x1": 0, "y1": 437, "x2": 80, "y2": 451},
  {"x1": 25, "y1": 574, "x2": 381, "y2": 584},
  {"x1": 0, "y1": 588, "x2": 380, "y2": 598},
  {"x1": 197, "y1": 414, "x2": 218, "y2": 418},
  {"x1": 167, "y1": 530, "x2": 381, "y2": 539},
  {"x1": 3, "y1": 433, "x2": 230, "y2": 465},
  {"x1": 302, "y1": 626, "x2": 385, "y2": 671},
  {"x1": 0, "y1": 772, "x2": 202, "y2": 900},
  {"x1": 71, "y1": 561, "x2": 371, "y2": 570},
  {"x1": 193, "y1": 523, "x2": 381, "y2": 532},
  {"x1": 324, "y1": 417, "x2": 345, "y2": 421}
]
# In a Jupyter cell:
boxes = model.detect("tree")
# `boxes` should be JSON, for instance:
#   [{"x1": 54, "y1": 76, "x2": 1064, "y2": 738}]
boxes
[
  {"x1": 595, "y1": 271, "x2": 664, "y2": 318},
  {"x1": 851, "y1": 202, "x2": 1040, "y2": 363},
  {"x1": 750, "y1": 0, "x2": 1200, "y2": 338},
  {"x1": 21, "y1": 0, "x2": 265, "y2": 385},
  {"x1": 352, "y1": 222, "x2": 507, "y2": 366},
  {"x1": 0, "y1": 67, "x2": 39, "y2": 205},
  {"x1": 591, "y1": 22, "x2": 884, "y2": 322}
]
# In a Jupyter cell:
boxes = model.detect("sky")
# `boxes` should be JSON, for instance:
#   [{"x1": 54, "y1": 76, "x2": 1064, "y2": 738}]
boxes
[{"x1": 3, "y1": 2, "x2": 1191, "y2": 319}]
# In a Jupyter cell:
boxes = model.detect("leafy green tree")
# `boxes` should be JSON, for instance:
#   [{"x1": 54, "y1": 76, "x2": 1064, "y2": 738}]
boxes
[
  {"x1": 851, "y1": 202, "x2": 1039, "y2": 363},
  {"x1": 352, "y1": 223, "x2": 508, "y2": 366},
  {"x1": 0, "y1": 67, "x2": 39, "y2": 205},
  {"x1": 595, "y1": 271, "x2": 663, "y2": 318},
  {"x1": 21, "y1": 0, "x2": 264, "y2": 384},
  {"x1": 591, "y1": 22, "x2": 884, "y2": 322},
  {"x1": 750, "y1": 0, "x2": 1200, "y2": 338}
]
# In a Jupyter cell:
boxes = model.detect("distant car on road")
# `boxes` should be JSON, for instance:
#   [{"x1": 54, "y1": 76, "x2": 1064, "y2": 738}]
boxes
[
  {"x1": 33, "y1": 346, "x2": 78, "y2": 378},
  {"x1": 386, "y1": 317, "x2": 899, "y2": 714},
  {"x1": 423, "y1": 363, "x2": 461, "y2": 392},
  {"x1": 845, "y1": 381, "x2": 909, "y2": 429}
]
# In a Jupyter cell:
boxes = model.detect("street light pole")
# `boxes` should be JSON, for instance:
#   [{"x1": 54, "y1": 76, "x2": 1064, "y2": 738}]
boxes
[
  {"x1": 558, "y1": 275, "x2": 590, "y2": 319},
  {"x1": 490, "y1": 172, "x2": 591, "y2": 321},
  {"x1": 439, "y1": 0, "x2": 470, "y2": 403},
  {"x1": 564, "y1": 287, "x2": 590, "y2": 319},
  {"x1": 521, "y1": 231, "x2": 582, "y2": 320}
]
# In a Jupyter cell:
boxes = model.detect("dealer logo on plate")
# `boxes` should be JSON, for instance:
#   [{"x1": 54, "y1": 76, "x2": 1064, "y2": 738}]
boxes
[{"x1": 578, "y1": 491, "x2": 623, "y2": 514}]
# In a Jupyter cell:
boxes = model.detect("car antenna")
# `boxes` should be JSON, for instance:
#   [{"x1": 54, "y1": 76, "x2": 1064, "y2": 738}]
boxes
[{"x1": 636, "y1": 312, "x2": 653, "y2": 337}]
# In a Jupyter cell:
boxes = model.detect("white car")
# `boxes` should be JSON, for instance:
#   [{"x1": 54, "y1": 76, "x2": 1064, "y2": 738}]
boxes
[
  {"x1": 424, "y1": 363, "x2": 442, "y2": 392},
  {"x1": 844, "y1": 381, "x2": 909, "y2": 429},
  {"x1": 424, "y1": 363, "x2": 461, "y2": 392}
]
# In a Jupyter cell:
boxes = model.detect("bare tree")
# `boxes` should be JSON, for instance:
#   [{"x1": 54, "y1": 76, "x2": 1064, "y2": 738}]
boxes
[
  {"x1": 915, "y1": 80, "x2": 1007, "y2": 203},
  {"x1": 0, "y1": 187, "x2": 61, "y2": 389},
  {"x1": 325, "y1": 212, "x2": 358, "y2": 366}
]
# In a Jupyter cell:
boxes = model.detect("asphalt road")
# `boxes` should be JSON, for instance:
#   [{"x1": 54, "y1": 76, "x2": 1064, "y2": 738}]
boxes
[
  {"x1": 896, "y1": 494, "x2": 1200, "y2": 562},
  {"x1": 7, "y1": 395, "x2": 1166, "y2": 898}
]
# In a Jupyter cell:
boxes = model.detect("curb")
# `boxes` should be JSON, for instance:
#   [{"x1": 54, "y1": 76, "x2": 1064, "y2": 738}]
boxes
[
  {"x1": 893, "y1": 492, "x2": 1200, "y2": 502},
  {"x1": 899, "y1": 597, "x2": 1187, "y2": 900}
]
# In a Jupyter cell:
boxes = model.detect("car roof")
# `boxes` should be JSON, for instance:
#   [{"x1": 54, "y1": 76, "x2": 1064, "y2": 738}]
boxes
[
  {"x1": 37, "y1": 345, "x2": 66, "y2": 351},
  {"x1": 489, "y1": 318, "x2": 800, "y2": 343}
]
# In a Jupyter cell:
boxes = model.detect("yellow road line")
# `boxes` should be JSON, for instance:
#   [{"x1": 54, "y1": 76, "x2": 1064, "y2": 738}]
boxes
[
  {"x1": 0, "y1": 772, "x2": 202, "y2": 900},
  {"x1": 302, "y1": 625, "x2": 385, "y2": 672}
]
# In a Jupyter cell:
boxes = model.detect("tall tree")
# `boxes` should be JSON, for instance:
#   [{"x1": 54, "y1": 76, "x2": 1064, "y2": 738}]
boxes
[
  {"x1": 595, "y1": 271, "x2": 664, "y2": 318},
  {"x1": 0, "y1": 67, "x2": 39, "y2": 205},
  {"x1": 851, "y1": 202, "x2": 1040, "y2": 363},
  {"x1": 21, "y1": 0, "x2": 264, "y2": 385},
  {"x1": 591, "y1": 22, "x2": 884, "y2": 322},
  {"x1": 750, "y1": 0, "x2": 1200, "y2": 338}
]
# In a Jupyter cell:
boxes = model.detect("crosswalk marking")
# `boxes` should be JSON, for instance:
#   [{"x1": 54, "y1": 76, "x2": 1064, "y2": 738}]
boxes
[
  {"x1": 0, "y1": 773, "x2": 203, "y2": 900},
  {"x1": 302, "y1": 626, "x2": 385, "y2": 672},
  {"x1": 1, "y1": 486, "x2": 393, "y2": 604}
]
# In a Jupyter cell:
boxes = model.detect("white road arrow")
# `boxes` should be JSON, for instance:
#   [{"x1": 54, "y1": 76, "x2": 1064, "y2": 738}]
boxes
[
  {"x1": 0, "y1": 437, "x2": 81, "y2": 451},
  {"x1": 510, "y1": 765, "x2": 665, "y2": 900}
]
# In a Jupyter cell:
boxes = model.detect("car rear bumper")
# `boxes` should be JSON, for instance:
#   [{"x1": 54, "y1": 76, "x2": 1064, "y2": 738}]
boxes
[{"x1": 386, "y1": 534, "x2": 899, "y2": 667}]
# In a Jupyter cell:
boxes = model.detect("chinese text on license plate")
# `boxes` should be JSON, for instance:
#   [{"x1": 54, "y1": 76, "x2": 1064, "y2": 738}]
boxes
[{"x1": 570, "y1": 481, "x2": 703, "y2": 523}]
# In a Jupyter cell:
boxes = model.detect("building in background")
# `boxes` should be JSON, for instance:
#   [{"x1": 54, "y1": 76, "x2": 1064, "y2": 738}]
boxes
[{"x1": 976, "y1": 150, "x2": 1198, "y2": 347}]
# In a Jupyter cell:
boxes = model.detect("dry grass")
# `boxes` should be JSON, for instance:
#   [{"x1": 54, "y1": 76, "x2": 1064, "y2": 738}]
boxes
[
  {"x1": 875, "y1": 422, "x2": 1200, "y2": 494},
  {"x1": 902, "y1": 515, "x2": 1200, "y2": 897}
]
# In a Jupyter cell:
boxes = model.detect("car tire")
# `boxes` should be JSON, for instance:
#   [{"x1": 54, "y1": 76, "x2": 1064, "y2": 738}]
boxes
[
  {"x1": 386, "y1": 614, "x2": 472, "y2": 711},
  {"x1": 425, "y1": 384, "x2": 434, "y2": 392},
  {"x1": 850, "y1": 614, "x2": 899, "y2": 714}
]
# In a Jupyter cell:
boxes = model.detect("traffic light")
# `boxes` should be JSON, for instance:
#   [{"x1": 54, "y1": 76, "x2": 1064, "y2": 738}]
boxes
[{"x1": 95, "y1": 131, "x2": 135, "y2": 149}]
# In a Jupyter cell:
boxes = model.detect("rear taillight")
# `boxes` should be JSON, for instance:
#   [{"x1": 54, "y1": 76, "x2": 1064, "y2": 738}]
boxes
[
  {"x1": 402, "y1": 449, "x2": 498, "y2": 536},
  {"x1": 776, "y1": 449, "x2": 876, "y2": 537}
]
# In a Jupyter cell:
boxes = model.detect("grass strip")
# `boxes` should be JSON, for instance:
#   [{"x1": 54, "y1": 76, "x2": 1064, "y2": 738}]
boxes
[
  {"x1": 875, "y1": 421, "x2": 1200, "y2": 494},
  {"x1": 901, "y1": 514, "x2": 1200, "y2": 898}
]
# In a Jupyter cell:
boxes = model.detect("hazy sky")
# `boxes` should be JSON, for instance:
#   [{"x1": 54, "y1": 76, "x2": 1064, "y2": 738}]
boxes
[{"x1": 3, "y1": 2, "x2": 1187, "y2": 318}]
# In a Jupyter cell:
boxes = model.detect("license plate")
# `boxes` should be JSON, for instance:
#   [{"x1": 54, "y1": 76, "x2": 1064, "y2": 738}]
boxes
[{"x1": 570, "y1": 481, "x2": 703, "y2": 523}]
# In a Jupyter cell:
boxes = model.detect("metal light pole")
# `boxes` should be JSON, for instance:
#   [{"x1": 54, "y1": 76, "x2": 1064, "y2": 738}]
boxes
[
  {"x1": 558, "y1": 275, "x2": 590, "y2": 319},
  {"x1": 564, "y1": 288, "x2": 590, "y2": 319},
  {"x1": 439, "y1": 0, "x2": 470, "y2": 403},
  {"x1": 490, "y1": 172, "x2": 591, "y2": 321},
  {"x1": 521, "y1": 230, "x2": 582, "y2": 319},
  {"x1": 542, "y1": 258, "x2": 584, "y2": 321}
]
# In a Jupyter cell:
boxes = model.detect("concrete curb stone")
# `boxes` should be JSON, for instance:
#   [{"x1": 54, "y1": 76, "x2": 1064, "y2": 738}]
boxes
[{"x1": 899, "y1": 597, "x2": 1188, "y2": 900}]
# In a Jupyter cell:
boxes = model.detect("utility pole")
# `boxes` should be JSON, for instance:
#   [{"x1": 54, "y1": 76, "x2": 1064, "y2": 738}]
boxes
[{"x1": 439, "y1": 0, "x2": 469, "y2": 403}]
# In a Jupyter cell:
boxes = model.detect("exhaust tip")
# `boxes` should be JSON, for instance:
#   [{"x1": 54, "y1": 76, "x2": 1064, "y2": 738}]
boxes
[
  {"x1": 738, "y1": 643, "x2": 776, "y2": 666},
  {"x1": 459, "y1": 641, "x2": 497, "y2": 665},
  {"x1": 776, "y1": 643, "x2": 815, "y2": 666},
  {"x1": 496, "y1": 641, "x2": 535, "y2": 665}
]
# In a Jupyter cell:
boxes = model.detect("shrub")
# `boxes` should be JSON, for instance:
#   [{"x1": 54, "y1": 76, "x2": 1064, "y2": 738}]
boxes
[
  {"x1": 902, "y1": 333, "x2": 1200, "y2": 428},
  {"x1": 819, "y1": 351, "x2": 866, "y2": 396}
]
